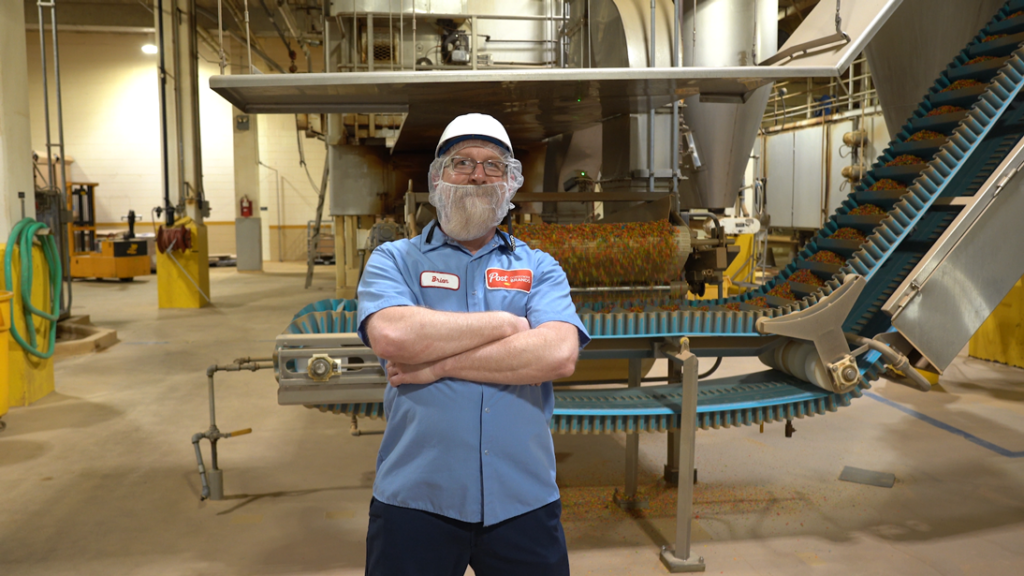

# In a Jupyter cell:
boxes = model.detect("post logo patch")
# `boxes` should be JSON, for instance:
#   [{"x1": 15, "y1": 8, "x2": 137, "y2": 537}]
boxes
[
  {"x1": 420, "y1": 271, "x2": 460, "y2": 290},
  {"x1": 486, "y1": 268, "x2": 533, "y2": 293}
]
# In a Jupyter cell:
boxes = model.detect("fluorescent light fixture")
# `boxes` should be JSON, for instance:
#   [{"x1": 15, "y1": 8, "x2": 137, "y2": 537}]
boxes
[{"x1": 142, "y1": 44, "x2": 158, "y2": 54}]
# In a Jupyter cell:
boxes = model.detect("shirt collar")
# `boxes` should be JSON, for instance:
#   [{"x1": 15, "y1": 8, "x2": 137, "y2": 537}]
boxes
[{"x1": 418, "y1": 220, "x2": 513, "y2": 257}]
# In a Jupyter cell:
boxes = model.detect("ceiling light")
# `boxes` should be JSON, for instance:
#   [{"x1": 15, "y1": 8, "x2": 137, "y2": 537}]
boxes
[{"x1": 142, "y1": 44, "x2": 158, "y2": 55}]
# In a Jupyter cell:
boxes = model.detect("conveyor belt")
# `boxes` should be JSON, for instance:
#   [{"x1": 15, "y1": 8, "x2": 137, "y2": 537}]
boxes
[{"x1": 283, "y1": 1, "x2": 1024, "y2": 433}]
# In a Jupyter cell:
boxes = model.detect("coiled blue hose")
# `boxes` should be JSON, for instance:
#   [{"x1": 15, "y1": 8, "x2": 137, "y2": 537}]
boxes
[{"x1": 3, "y1": 218, "x2": 62, "y2": 359}]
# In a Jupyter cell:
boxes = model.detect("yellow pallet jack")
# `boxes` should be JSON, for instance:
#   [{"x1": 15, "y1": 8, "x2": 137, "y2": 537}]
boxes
[{"x1": 67, "y1": 183, "x2": 150, "y2": 281}]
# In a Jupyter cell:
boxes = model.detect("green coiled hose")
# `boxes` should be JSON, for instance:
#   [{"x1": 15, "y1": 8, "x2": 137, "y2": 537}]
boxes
[{"x1": 3, "y1": 218, "x2": 62, "y2": 359}]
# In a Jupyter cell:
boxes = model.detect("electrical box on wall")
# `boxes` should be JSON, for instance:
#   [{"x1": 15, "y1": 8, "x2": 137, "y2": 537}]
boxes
[{"x1": 235, "y1": 115, "x2": 250, "y2": 131}]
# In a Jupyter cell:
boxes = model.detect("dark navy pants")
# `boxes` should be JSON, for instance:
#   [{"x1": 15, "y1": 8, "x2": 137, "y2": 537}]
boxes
[{"x1": 365, "y1": 498, "x2": 570, "y2": 576}]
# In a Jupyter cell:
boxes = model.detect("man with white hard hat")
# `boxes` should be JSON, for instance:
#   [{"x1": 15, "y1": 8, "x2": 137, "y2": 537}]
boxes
[{"x1": 356, "y1": 113, "x2": 590, "y2": 575}]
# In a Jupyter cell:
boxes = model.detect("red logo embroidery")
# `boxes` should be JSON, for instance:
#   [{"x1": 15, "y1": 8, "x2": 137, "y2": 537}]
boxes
[
  {"x1": 420, "y1": 271, "x2": 460, "y2": 290},
  {"x1": 486, "y1": 268, "x2": 533, "y2": 293}
]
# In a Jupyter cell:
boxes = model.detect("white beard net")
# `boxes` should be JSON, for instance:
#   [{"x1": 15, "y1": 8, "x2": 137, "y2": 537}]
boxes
[
  {"x1": 428, "y1": 140, "x2": 524, "y2": 242},
  {"x1": 430, "y1": 182, "x2": 511, "y2": 241}
]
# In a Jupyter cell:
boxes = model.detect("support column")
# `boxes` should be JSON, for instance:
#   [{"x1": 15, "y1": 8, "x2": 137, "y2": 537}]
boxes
[
  {"x1": 155, "y1": 0, "x2": 211, "y2": 307},
  {"x1": 334, "y1": 215, "x2": 361, "y2": 299},
  {"x1": 614, "y1": 357, "x2": 648, "y2": 510},
  {"x1": 665, "y1": 346, "x2": 684, "y2": 484},
  {"x1": 661, "y1": 340, "x2": 706, "y2": 573},
  {"x1": 233, "y1": 106, "x2": 262, "y2": 270},
  {"x1": 0, "y1": 0, "x2": 55, "y2": 407},
  {"x1": 229, "y1": 39, "x2": 262, "y2": 271},
  {"x1": 0, "y1": 1, "x2": 35, "y2": 235},
  {"x1": 326, "y1": 22, "x2": 376, "y2": 298}
]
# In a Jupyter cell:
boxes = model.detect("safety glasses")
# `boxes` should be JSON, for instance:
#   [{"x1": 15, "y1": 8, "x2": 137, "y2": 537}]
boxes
[{"x1": 446, "y1": 156, "x2": 508, "y2": 177}]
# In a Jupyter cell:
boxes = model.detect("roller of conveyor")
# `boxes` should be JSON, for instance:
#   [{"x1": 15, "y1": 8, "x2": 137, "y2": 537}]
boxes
[{"x1": 281, "y1": 0, "x2": 1024, "y2": 434}]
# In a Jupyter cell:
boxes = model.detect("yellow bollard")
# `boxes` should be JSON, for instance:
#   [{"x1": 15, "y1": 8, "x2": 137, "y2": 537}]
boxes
[{"x1": 0, "y1": 291, "x2": 12, "y2": 419}]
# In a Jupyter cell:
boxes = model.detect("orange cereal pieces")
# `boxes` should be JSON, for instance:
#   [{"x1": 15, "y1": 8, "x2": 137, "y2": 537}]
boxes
[
  {"x1": 886, "y1": 154, "x2": 925, "y2": 167},
  {"x1": 868, "y1": 178, "x2": 906, "y2": 191},
  {"x1": 829, "y1": 227, "x2": 867, "y2": 242},
  {"x1": 965, "y1": 56, "x2": 997, "y2": 66},
  {"x1": 848, "y1": 204, "x2": 886, "y2": 216},
  {"x1": 941, "y1": 79, "x2": 983, "y2": 92},
  {"x1": 906, "y1": 130, "x2": 945, "y2": 142},
  {"x1": 788, "y1": 269, "x2": 826, "y2": 287},
  {"x1": 768, "y1": 282, "x2": 797, "y2": 301},
  {"x1": 926, "y1": 105, "x2": 966, "y2": 117},
  {"x1": 808, "y1": 250, "x2": 845, "y2": 265}
]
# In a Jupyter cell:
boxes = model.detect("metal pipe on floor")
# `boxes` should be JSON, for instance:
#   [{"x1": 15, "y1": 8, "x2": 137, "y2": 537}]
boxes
[
  {"x1": 191, "y1": 433, "x2": 211, "y2": 498},
  {"x1": 191, "y1": 358, "x2": 272, "y2": 500}
]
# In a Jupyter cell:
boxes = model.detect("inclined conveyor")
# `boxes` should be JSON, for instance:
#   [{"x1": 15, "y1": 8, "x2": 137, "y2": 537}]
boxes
[{"x1": 278, "y1": 0, "x2": 1024, "y2": 436}]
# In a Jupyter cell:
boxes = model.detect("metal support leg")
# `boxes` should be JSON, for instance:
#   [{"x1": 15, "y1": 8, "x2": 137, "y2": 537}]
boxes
[
  {"x1": 614, "y1": 358, "x2": 648, "y2": 510},
  {"x1": 665, "y1": 351, "x2": 682, "y2": 484},
  {"x1": 665, "y1": 429, "x2": 680, "y2": 485},
  {"x1": 661, "y1": 341, "x2": 706, "y2": 572}
]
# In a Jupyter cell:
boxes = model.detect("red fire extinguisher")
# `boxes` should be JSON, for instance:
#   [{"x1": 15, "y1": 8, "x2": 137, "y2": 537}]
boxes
[{"x1": 240, "y1": 195, "x2": 253, "y2": 218}]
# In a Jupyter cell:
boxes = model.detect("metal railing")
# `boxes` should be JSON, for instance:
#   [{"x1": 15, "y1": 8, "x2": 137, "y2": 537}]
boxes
[{"x1": 762, "y1": 56, "x2": 879, "y2": 127}]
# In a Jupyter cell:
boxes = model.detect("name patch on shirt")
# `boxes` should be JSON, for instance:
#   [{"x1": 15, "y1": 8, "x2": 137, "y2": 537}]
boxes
[
  {"x1": 486, "y1": 268, "x2": 533, "y2": 293},
  {"x1": 420, "y1": 271, "x2": 460, "y2": 290}
]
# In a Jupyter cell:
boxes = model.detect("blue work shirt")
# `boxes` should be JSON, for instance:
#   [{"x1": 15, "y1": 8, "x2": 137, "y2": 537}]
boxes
[{"x1": 356, "y1": 221, "x2": 590, "y2": 526}]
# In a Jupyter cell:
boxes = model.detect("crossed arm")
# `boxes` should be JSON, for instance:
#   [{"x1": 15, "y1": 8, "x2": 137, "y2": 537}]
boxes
[{"x1": 364, "y1": 306, "x2": 580, "y2": 386}]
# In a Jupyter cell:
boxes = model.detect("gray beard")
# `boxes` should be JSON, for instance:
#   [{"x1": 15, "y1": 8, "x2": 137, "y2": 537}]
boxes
[{"x1": 434, "y1": 182, "x2": 508, "y2": 242}]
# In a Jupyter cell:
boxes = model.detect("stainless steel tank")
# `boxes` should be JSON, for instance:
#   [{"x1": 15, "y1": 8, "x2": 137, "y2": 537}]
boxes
[{"x1": 682, "y1": 0, "x2": 777, "y2": 210}]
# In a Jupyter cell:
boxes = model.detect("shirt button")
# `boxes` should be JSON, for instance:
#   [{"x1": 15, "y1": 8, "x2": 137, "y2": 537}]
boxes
[
  {"x1": 484, "y1": 407, "x2": 490, "y2": 413},
  {"x1": 472, "y1": 291, "x2": 478, "y2": 296},
  {"x1": 484, "y1": 450, "x2": 489, "y2": 456}
]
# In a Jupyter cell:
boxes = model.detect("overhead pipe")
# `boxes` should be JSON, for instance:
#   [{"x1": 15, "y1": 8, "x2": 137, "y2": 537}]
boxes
[
  {"x1": 196, "y1": 3, "x2": 292, "y2": 73},
  {"x1": 36, "y1": 0, "x2": 74, "y2": 315},
  {"x1": 225, "y1": 29, "x2": 287, "y2": 73},
  {"x1": 275, "y1": 0, "x2": 313, "y2": 71},
  {"x1": 648, "y1": 0, "x2": 656, "y2": 193},
  {"x1": 189, "y1": 0, "x2": 206, "y2": 218},
  {"x1": 217, "y1": 0, "x2": 226, "y2": 73},
  {"x1": 256, "y1": 0, "x2": 294, "y2": 59},
  {"x1": 171, "y1": 0, "x2": 187, "y2": 214},
  {"x1": 322, "y1": 0, "x2": 329, "y2": 72},
  {"x1": 37, "y1": 2, "x2": 55, "y2": 197},
  {"x1": 157, "y1": 0, "x2": 175, "y2": 226},
  {"x1": 671, "y1": 0, "x2": 681, "y2": 206}
]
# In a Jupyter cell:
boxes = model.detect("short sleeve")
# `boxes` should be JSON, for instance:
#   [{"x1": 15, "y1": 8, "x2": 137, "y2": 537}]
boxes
[
  {"x1": 526, "y1": 251, "x2": 591, "y2": 349},
  {"x1": 356, "y1": 245, "x2": 418, "y2": 346}
]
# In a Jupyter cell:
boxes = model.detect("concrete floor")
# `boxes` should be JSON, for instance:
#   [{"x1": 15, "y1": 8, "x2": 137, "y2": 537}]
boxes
[{"x1": 2, "y1": 263, "x2": 1024, "y2": 575}]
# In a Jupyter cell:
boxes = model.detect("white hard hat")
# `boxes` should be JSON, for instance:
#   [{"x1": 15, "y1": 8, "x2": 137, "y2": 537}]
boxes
[{"x1": 435, "y1": 113, "x2": 513, "y2": 158}]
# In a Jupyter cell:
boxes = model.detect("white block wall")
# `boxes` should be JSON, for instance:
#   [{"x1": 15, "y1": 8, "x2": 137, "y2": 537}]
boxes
[
  {"x1": 25, "y1": 31, "x2": 325, "y2": 242},
  {"x1": 256, "y1": 114, "x2": 327, "y2": 231}
]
